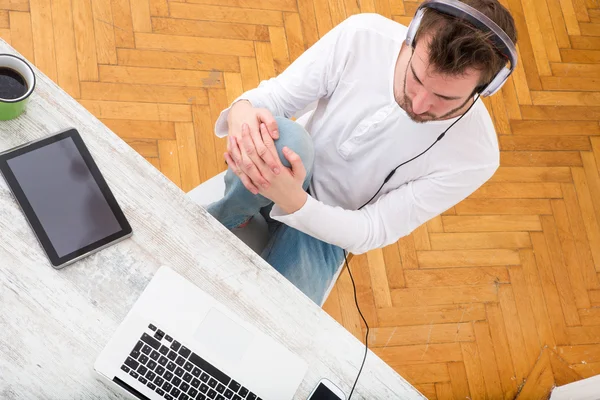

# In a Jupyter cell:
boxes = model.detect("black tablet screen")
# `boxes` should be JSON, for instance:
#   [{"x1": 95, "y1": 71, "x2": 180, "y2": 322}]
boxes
[{"x1": 6, "y1": 137, "x2": 122, "y2": 257}]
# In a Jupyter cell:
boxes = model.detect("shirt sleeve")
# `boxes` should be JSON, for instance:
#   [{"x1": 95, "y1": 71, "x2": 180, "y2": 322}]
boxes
[
  {"x1": 214, "y1": 15, "x2": 357, "y2": 138},
  {"x1": 270, "y1": 165, "x2": 499, "y2": 254}
]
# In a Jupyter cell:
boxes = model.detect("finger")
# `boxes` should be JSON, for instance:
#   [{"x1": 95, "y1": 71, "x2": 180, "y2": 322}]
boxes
[
  {"x1": 239, "y1": 125, "x2": 270, "y2": 189},
  {"x1": 228, "y1": 135, "x2": 243, "y2": 167},
  {"x1": 257, "y1": 109, "x2": 279, "y2": 140},
  {"x1": 283, "y1": 146, "x2": 306, "y2": 179},
  {"x1": 225, "y1": 152, "x2": 259, "y2": 195},
  {"x1": 256, "y1": 123, "x2": 281, "y2": 175},
  {"x1": 224, "y1": 151, "x2": 239, "y2": 174}
]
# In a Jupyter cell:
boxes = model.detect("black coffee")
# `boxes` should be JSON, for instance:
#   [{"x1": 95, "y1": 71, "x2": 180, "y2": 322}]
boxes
[{"x1": 0, "y1": 67, "x2": 28, "y2": 100}]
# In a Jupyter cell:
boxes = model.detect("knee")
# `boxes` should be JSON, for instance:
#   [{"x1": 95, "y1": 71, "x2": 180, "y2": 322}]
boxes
[{"x1": 272, "y1": 116, "x2": 315, "y2": 171}]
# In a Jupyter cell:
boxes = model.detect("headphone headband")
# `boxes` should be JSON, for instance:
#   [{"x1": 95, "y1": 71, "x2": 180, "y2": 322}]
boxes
[{"x1": 405, "y1": 0, "x2": 518, "y2": 96}]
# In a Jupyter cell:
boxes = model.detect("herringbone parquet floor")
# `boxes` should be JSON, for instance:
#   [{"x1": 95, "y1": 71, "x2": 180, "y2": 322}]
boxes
[{"x1": 2, "y1": 0, "x2": 600, "y2": 398}]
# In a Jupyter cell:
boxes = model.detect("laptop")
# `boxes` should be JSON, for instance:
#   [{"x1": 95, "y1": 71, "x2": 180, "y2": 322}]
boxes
[{"x1": 95, "y1": 266, "x2": 308, "y2": 400}]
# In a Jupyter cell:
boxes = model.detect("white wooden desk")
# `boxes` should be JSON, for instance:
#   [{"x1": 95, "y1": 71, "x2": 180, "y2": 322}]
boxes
[{"x1": 0, "y1": 40, "x2": 424, "y2": 400}]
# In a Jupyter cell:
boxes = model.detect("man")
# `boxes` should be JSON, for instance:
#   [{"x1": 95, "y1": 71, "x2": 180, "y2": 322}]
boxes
[{"x1": 207, "y1": 0, "x2": 518, "y2": 305}]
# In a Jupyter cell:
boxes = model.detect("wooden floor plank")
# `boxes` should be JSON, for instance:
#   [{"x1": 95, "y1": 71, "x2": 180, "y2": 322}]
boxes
[
  {"x1": 396, "y1": 235, "x2": 419, "y2": 271},
  {"x1": 148, "y1": 0, "x2": 168, "y2": 16},
  {"x1": 442, "y1": 215, "x2": 541, "y2": 232},
  {"x1": 51, "y1": 0, "x2": 80, "y2": 98},
  {"x1": 336, "y1": 266, "x2": 364, "y2": 341},
  {"x1": 546, "y1": 0, "x2": 570, "y2": 48},
  {"x1": 351, "y1": 253, "x2": 379, "y2": 329},
  {"x1": 474, "y1": 320, "x2": 504, "y2": 399},
  {"x1": 516, "y1": 349, "x2": 555, "y2": 400},
  {"x1": 551, "y1": 200, "x2": 592, "y2": 309},
  {"x1": 404, "y1": 267, "x2": 509, "y2": 287},
  {"x1": 490, "y1": 166, "x2": 573, "y2": 182},
  {"x1": 367, "y1": 323, "x2": 474, "y2": 347},
  {"x1": 101, "y1": 119, "x2": 176, "y2": 140},
  {"x1": 0, "y1": 0, "x2": 29, "y2": 11},
  {"x1": 377, "y1": 342, "x2": 463, "y2": 367},
  {"x1": 175, "y1": 122, "x2": 202, "y2": 193},
  {"x1": 169, "y1": 2, "x2": 284, "y2": 26},
  {"x1": 134, "y1": 33, "x2": 255, "y2": 57},
  {"x1": 485, "y1": 303, "x2": 517, "y2": 399},
  {"x1": 192, "y1": 104, "x2": 222, "y2": 182},
  {"x1": 367, "y1": 248, "x2": 393, "y2": 308},
  {"x1": 296, "y1": 0, "x2": 318, "y2": 48},
  {"x1": 557, "y1": 344, "x2": 600, "y2": 364},
  {"x1": 469, "y1": 182, "x2": 564, "y2": 198},
  {"x1": 81, "y1": 82, "x2": 209, "y2": 105},
  {"x1": 507, "y1": 266, "x2": 543, "y2": 372},
  {"x1": 511, "y1": 120, "x2": 600, "y2": 135},
  {"x1": 30, "y1": 0, "x2": 57, "y2": 82},
  {"x1": 496, "y1": 287, "x2": 529, "y2": 393},
  {"x1": 9, "y1": 11, "x2": 33, "y2": 62},
  {"x1": 151, "y1": 18, "x2": 270, "y2": 42},
  {"x1": 118, "y1": 49, "x2": 240, "y2": 73},
  {"x1": 499, "y1": 136, "x2": 592, "y2": 152},
  {"x1": 540, "y1": 216, "x2": 581, "y2": 326},
  {"x1": 530, "y1": 232, "x2": 570, "y2": 345},
  {"x1": 126, "y1": 139, "x2": 158, "y2": 157},
  {"x1": 447, "y1": 361, "x2": 471, "y2": 400},
  {"x1": 531, "y1": 91, "x2": 600, "y2": 106},
  {"x1": 417, "y1": 249, "x2": 520, "y2": 268},
  {"x1": 561, "y1": 183, "x2": 600, "y2": 289},
  {"x1": 98, "y1": 65, "x2": 223, "y2": 88},
  {"x1": 572, "y1": 168, "x2": 600, "y2": 272},
  {"x1": 581, "y1": 152, "x2": 600, "y2": 226},
  {"x1": 461, "y1": 342, "x2": 487, "y2": 400},
  {"x1": 382, "y1": 241, "x2": 406, "y2": 289},
  {"x1": 429, "y1": 232, "x2": 531, "y2": 250},
  {"x1": 185, "y1": 0, "x2": 298, "y2": 12},
  {"x1": 376, "y1": 304, "x2": 486, "y2": 327},
  {"x1": 254, "y1": 41, "x2": 276, "y2": 81},
  {"x1": 80, "y1": 100, "x2": 192, "y2": 122},
  {"x1": 110, "y1": 0, "x2": 135, "y2": 48},
  {"x1": 396, "y1": 363, "x2": 450, "y2": 384},
  {"x1": 519, "y1": 249, "x2": 558, "y2": 348},
  {"x1": 521, "y1": 105, "x2": 600, "y2": 120},
  {"x1": 455, "y1": 199, "x2": 552, "y2": 215},
  {"x1": 72, "y1": 0, "x2": 99, "y2": 81},
  {"x1": 391, "y1": 285, "x2": 498, "y2": 307},
  {"x1": 91, "y1": 0, "x2": 117, "y2": 65},
  {"x1": 130, "y1": 0, "x2": 152, "y2": 32},
  {"x1": 157, "y1": 139, "x2": 182, "y2": 187}
]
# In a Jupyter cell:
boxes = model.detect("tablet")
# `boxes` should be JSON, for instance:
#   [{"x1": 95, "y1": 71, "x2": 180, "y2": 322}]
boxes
[{"x1": 0, "y1": 128, "x2": 132, "y2": 269}]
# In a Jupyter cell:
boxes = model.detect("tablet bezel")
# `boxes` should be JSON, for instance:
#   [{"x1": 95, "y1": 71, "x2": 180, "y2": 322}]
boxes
[{"x1": 0, "y1": 128, "x2": 132, "y2": 269}]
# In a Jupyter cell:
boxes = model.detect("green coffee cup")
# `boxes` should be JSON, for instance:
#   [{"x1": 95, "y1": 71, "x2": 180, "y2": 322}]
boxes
[{"x1": 0, "y1": 54, "x2": 35, "y2": 121}]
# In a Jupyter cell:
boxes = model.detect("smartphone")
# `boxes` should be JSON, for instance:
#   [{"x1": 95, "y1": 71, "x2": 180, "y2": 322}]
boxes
[{"x1": 307, "y1": 378, "x2": 347, "y2": 400}]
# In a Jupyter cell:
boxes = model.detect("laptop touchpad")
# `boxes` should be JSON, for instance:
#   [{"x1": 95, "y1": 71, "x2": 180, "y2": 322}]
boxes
[{"x1": 193, "y1": 308, "x2": 253, "y2": 364}]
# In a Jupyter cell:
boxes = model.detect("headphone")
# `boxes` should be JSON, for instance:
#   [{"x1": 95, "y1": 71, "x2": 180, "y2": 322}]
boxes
[
  {"x1": 346, "y1": 4, "x2": 518, "y2": 397},
  {"x1": 406, "y1": 0, "x2": 518, "y2": 97}
]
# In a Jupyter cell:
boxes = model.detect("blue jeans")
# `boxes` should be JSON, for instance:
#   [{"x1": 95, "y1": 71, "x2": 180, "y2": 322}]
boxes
[{"x1": 206, "y1": 117, "x2": 344, "y2": 305}]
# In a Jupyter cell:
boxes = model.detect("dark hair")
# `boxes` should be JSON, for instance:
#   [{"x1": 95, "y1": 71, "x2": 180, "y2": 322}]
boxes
[{"x1": 413, "y1": 0, "x2": 518, "y2": 92}]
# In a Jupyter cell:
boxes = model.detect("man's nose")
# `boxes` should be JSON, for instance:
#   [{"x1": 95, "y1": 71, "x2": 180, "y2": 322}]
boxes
[{"x1": 411, "y1": 88, "x2": 432, "y2": 115}]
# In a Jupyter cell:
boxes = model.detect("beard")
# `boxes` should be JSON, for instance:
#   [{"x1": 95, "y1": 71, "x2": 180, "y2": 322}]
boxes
[{"x1": 396, "y1": 68, "x2": 475, "y2": 123}]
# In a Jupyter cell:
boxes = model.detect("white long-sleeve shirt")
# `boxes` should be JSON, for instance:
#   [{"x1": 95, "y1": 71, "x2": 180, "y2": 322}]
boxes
[{"x1": 214, "y1": 13, "x2": 499, "y2": 255}]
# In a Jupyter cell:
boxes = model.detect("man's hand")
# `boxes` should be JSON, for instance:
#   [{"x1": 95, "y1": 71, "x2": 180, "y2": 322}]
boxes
[
  {"x1": 226, "y1": 123, "x2": 308, "y2": 214},
  {"x1": 227, "y1": 100, "x2": 281, "y2": 190}
]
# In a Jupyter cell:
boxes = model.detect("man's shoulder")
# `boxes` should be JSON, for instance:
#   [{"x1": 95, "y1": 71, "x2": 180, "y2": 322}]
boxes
[{"x1": 344, "y1": 13, "x2": 409, "y2": 40}]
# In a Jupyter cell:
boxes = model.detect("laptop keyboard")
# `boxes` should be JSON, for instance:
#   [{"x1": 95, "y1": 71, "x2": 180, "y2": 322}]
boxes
[{"x1": 120, "y1": 324, "x2": 262, "y2": 400}]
